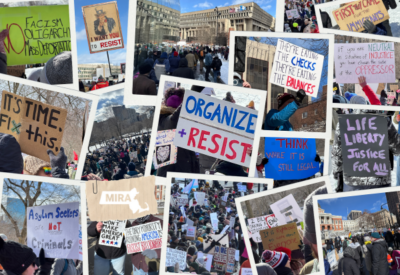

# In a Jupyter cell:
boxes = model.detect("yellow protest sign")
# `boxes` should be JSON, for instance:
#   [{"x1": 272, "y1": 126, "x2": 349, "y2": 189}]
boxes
[
  {"x1": 0, "y1": 90, "x2": 67, "y2": 161},
  {"x1": 332, "y1": 0, "x2": 389, "y2": 32},
  {"x1": 259, "y1": 223, "x2": 301, "y2": 251},
  {"x1": 0, "y1": 5, "x2": 70, "y2": 66}
]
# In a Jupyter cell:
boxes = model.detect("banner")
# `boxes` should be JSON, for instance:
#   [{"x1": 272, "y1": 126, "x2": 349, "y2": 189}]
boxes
[
  {"x1": 27, "y1": 202, "x2": 80, "y2": 259},
  {"x1": 270, "y1": 194, "x2": 303, "y2": 227},
  {"x1": 166, "y1": 248, "x2": 187, "y2": 270},
  {"x1": 338, "y1": 114, "x2": 390, "y2": 177},
  {"x1": 334, "y1": 43, "x2": 395, "y2": 84},
  {"x1": 270, "y1": 39, "x2": 324, "y2": 98},
  {"x1": 153, "y1": 130, "x2": 177, "y2": 169},
  {"x1": 286, "y1": 9, "x2": 300, "y2": 19},
  {"x1": 125, "y1": 221, "x2": 163, "y2": 253},
  {"x1": 174, "y1": 90, "x2": 257, "y2": 167},
  {"x1": 264, "y1": 138, "x2": 320, "y2": 180},
  {"x1": 332, "y1": 0, "x2": 390, "y2": 32},
  {"x1": 99, "y1": 220, "x2": 126, "y2": 248},
  {"x1": 82, "y1": 1, "x2": 124, "y2": 54},
  {"x1": 0, "y1": 90, "x2": 67, "y2": 162},
  {"x1": 86, "y1": 177, "x2": 158, "y2": 221},
  {"x1": 260, "y1": 223, "x2": 301, "y2": 251},
  {"x1": 0, "y1": 5, "x2": 70, "y2": 66}
]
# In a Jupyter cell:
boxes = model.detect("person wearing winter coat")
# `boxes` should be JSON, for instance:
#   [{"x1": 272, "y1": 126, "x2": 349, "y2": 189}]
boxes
[
  {"x1": 169, "y1": 51, "x2": 181, "y2": 74},
  {"x1": 50, "y1": 259, "x2": 83, "y2": 275},
  {"x1": 337, "y1": 247, "x2": 361, "y2": 275},
  {"x1": 172, "y1": 59, "x2": 195, "y2": 80},
  {"x1": 132, "y1": 62, "x2": 157, "y2": 95},
  {"x1": 153, "y1": 52, "x2": 170, "y2": 80},
  {"x1": 386, "y1": 231, "x2": 395, "y2": 248},
  {"x1": 124, "y1": 162, "x2": 143, "y2": 179},
  {"x1": 204, "y1": 52, "x2": 213, "y2": 81},
  {"x1": 389, "y1": 247, "x2": 400, "y2": 275},
  {"x1": 0, "y1": 239, "x2": 38, "y2": 274},
  {"x1": 256, "y1": 263, "x2": 277, "y2": 275},
  {"x1": 357, "y1": 76, "x2": 381, "y2": 105},
  {"x1": 262, "y1": 250, "x2": 293, "y2": 275},
  {"x1": 185, "y1": 51, "x2": 197, "y2": 69},
  {"x1": 370, "y1": 232, "x2": 390, "y2": 275},
  {"x1": 211, "y1": 55, "x2": 222, "y2": 83},
  {"x1": 112, "y1": 161, "x2": 127, "y2": 180},
  {"x1": 0, "y1": 133, "x2": 24, "y2": 174},
  {"x1": 156, "y1": 88, "x2": 199, "y2": 177},
  {"x1": 264, "y1": 90, "x2": 306, "y2": 131}
]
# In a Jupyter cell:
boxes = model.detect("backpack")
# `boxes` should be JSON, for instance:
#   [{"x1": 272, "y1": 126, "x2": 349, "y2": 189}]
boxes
[
  {"x1": 154, "y1": 63, "x2": 166, "y2": 81},
  {"x1": 61, "y1": 259, "x2": 68, "y2": 275}
]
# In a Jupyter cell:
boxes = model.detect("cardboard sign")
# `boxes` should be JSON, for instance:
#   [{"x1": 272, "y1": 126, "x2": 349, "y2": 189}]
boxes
[
  {"x1": 176, "y1": 194, "x2": 188, "y2": 206},
  {"x1": 332, "y1": 0, "x2": 390, "y2": 32},
  {"x1": 260, "y1": 223, "x2": 301, "y2": 251},
  {"x1": 99, "y1": 220, "x2": 126, "y2": 248},
  {"x1": 338, "y1": 114, "x2": 391, "y2": 177},
  {"x1": 0, "y1": 5, "x2": 70, "y2": 66},
  {"x1": 82, "y1": 2, "x2": 124, "y2": 54},
  {"x1": 166, "y1": 248, "x2": 187, "y2": 270},
  {"x1": 186, "y1": 226, "x2": 196, "y2": 239},
  {"x1": 0, "y1": 90, "x2": 67, "y2": 162},
  {"x1": 174, "y1": 90, "x2": 256, "y2": 167},
  {"x1": 86, "y1": 177, "x2": 158, "y2": 221},
  {"x1": 125, "y1": 221, "x2": 162, "y2": 253},
  {"x1": 226, "y1": 248, "x2": 236, "y2": 273},
  {"x1": 6, "y1": 65, "x2": 25, "y2": 77},
  {"x1": 214, "y1": 246, "x2": 227, "y2": 263},
  {"x1": 203, "y1": 234, "x2": 229, "y2": 255},
  {"x1": 27, "y1": 202, "x2": 80, "y2": 259},
  {"x1": 194, "y1": 192, "x2": 206, "y2": 205},
  {"x1": 264, "y1": 138, "x2": 320, "y2": 180},
  {"x1": 334, "y1": 43, "x2": 395, "y2": 84},
  {"x1": 270, "y1": 39, "x2": 324, "y2": 98},
  {"x1": 153, "y1": 130, "x2": 177, "y2": 169},
  {"x1": 389, "y1": 85, "x2": 398, "y2": 92},
  {"x1": 270, "y1": 194, "x2": 303, "y2": 227},
  {"x1": 286, "y1": 9, "x2": 300, "y2": 19}
]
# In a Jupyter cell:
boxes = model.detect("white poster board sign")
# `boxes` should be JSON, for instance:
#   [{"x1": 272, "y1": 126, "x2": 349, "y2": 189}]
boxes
[
  {"x1": 187, "y1": 226, "x2": 196, "y2": 238},
  {"x1": 286, "y1": 9, "x2": 300, "y2": 19},
  {"x1": 27, "y1": 202, "x2": 80, "y2": 259},
  {"x1": 194, "y1": 192, "x2": 206, "y2": 205},
  {"x1": 270, "y1": 39, "x2": 325, "y2": 98},
  {"x1": 166, "y1": 248, "x2": 187, "y2": 270},
  {"x1": 99, "y1": 220, "x2": 126, "y2": 248},
  {"x1": 125, "y1": 221, "x2": 163, "y2": 254},
  {"x1": 210, "y1": 213, "x2": 219, "y2": 231},
  {"x1": 153, "y1": 130, "x2": 177, "y2": 169},
  {"x1": 176, "y1": 194, "x2": 188, "y2": 206},
  {"x1": 327, "y1": 250, "x2": 337, "y2": 267},
  {"x1": 270, "y1": 194, "x2": 303, "y2": 227}
]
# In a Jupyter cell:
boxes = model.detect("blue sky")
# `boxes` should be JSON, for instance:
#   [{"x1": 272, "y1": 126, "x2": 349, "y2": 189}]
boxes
[
  {"x1": 75, "y1": 0, "x2": 129, "y2": 65},
  {"x1": 318, "y1": 193, "x2": 389, "y2": 220}
]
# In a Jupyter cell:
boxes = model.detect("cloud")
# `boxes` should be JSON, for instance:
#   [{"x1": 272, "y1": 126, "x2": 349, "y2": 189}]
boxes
[
  {"x1": 78, "y1": 49, "x2": 127, "y2": 66},
  {"x1": 261, "y1": 5, "x2": 272, "y2": 10},
  {"x1": 76, "y1": 29, "x2": 87, "y2": 41},
  {"x1": 195, "y1": 1, "x2": 214, "y2": 8}
]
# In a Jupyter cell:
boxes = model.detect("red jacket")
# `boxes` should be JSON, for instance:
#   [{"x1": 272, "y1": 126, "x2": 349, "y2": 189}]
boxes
[
  {"x1": 363, "y1": 85, "x2": 381, "y2": 105},
  {"x1": 91, "y1": 81, "x2": 109, "y2": 90}
]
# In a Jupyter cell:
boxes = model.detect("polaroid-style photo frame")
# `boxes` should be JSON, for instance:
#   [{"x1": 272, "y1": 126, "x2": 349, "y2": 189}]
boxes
[
  {"x1": 159, "y1": 172, "x2": 274, "y2": 275},
  {"x1": 236, "y1": 176, "x2": 332, "y2": 275},
  {"x1": 228, "y1": 31, "x2": 334, "y2": 136}
]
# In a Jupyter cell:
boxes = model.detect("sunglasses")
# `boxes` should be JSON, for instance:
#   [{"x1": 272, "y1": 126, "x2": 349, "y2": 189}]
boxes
[
  {"x1": 31, "y1": 262, "x2": 37, "y2": 268},
  {"x1": 43, "y1": 167, "x2": 52, "y2": 174}
]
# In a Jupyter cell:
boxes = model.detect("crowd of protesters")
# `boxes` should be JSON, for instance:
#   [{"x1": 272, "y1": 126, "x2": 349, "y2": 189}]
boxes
[{"x1": 284, "y1": 1, "x2": 319, "y2": 34}]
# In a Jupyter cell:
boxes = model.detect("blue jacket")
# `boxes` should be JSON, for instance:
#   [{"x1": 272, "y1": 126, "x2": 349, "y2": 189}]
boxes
[
  {"x1": 204, "y1": 53, "x2": 212, "y2": 67},
  {"x1": 264, "y1": 101, "x2": 298, "y2": 131},
  {"x1": 153, "y1": 52, "x2": 170, "y2": 72},
  {"x1": 169, "y1": 55, "x2": 181, "y2": 73}
]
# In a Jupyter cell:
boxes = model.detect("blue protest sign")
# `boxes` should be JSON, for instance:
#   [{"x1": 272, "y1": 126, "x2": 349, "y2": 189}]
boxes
[{"x1": 264, "y1": 138, "x2": 320, "y2": 180}]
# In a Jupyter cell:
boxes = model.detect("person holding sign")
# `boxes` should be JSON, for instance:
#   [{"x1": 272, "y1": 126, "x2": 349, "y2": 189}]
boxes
[{"x1": 264, "y1": 89, "x2": 307, "y2": 131}]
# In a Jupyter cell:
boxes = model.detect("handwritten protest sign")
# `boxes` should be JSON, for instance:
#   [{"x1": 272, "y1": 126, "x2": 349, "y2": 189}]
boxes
[
  {"x1": 153, "y1": 130, "x2": 177, "y2": 169},
  {"x1": 0, "y1": 5, "x2": 70, "y2": 66},
  {"x1": 334, "y1": 43, "x2": 395, "y2": 84},
  {"x1": 339, "y1": 114, "x2": 390, "y2": 177},
  {"x1": 99, "y1": 220, "x2": 126, "y2": 248},
  {"x1": 211, "y1": 213, "x2": 219, "y2": 231},
  {"x1": 286, "y1": 9, "x2": 300, "y2": 19},
  {"x1": 186, "y1": 226, "x2": 196, "y2": 240},
  {"x1": 332, "y1": 0, "x2": 389, "y2": 33},
  {"x1": 125, "y1": 221, "x2": 162, "y2": 253},
  {"x1": 214, "y1": 246, "x2": 227, "y2": 263},
  {"x1": 27, "y1": 202, "x2": 80, "y2": 259},
  {"x1": 194, "y1": 192, "x2": 206, "y2": 205},
  {"x1": 270, "y1": 39, "x2": 324, "y2": 98},
  {"x1": 0, "y1": 90, "x2": 67, "y2": 162},
  {"x1": 327, "y1": 250, "x2": 338, "y2": 267},
  {"x1": 82, "y1": 2, "x2": 124, "y2": 54},
  {"x1": 176, "y1": 194, "x2": 188, "y2": 206},
  {"x1": 248, "y1": 215, "x2": 279, "y2": 243},
  {"x1": 203, "y1": 234, "x2": 229, "y2": 254},
  {"x1": 226, "y1": 248, "x2": 236, "y2": 273},
  {"x1": 174, "y1": 90, "x2": 256, "y2": 167},
  {"x1": 264, "y1": 138, "x2": 320, "y2": 180},
  {"x1": 270, "y1": 194, "x2": 303, "y2": 227},
  {"x1": 166, "y1": 248, "x2": 187, "y2": 270},
  {"x1": 260, "y1": 223, "x2": 301, "y2": 251},
  {"x1": 86, "y1": 177, "x2": 158, "y2": 221}
]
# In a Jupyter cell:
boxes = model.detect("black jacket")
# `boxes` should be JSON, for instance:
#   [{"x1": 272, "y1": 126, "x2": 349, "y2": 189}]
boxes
[
  {"x1": 0, "y1": 133, "x2": 23, "y2": 173},
  {"x1": 274, "y1": 266, "x2": 293, "y2": 275},
  {"x1": 371, "y1": 239, "x2": 389, "y2": 275},
  {"x1": 385, "y1": 231, "x2": 395, "y2": 243},
  {"x1": 112, "y1": 168, "x2": 127, "y2": 180},
  {"x1": 338, "y1": 256, "x2": 360, "y2": 275},
  {"x1": 211, "y1": 58, "x2": 222, "y2": 71},
  {"x1": 172, "y1": 59, "x2": 195, "y2": 79}
]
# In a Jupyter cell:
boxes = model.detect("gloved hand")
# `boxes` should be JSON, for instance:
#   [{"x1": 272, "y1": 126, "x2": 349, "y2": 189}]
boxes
[
  {"x1": 39, "y1": 248, "x2": 46, "y2": 266},
  {"x1": 295, "y1": 89, "x2": 306, "y2": 104},
  {"x1": 363, "y1": 20, "x2": 377, "y2": 34},
  {"x1": 315, "y1": 154, "x2": 321, "y2": 163},
  {"x1": 142, "y1": 249, "x2": 158, "y2": 259},
  {"x1": 261, "y1": 158, "x2": 269, "y2": 166},
  {"x1": 0, "y1": 29, "x2": 9, "y2": 54},
  {"x1": 47, "y1": 147, "x2": 69, "y2": 178}
]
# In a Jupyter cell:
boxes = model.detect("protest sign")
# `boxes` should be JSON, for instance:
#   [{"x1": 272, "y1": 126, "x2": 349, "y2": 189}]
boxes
[
  {"x1": 327, "y1": 250, "x2": 338, "y2": 267},
  {"x1": 237, "y1": 184, "x2": 247, "y2": 192},
  {"x1": 166, "y1": 248, "x2": 187, "y2": 270},
  {"x1": 79, "y1": 225, "x2": 83, "y2": 261},
  {"x1": 93, "y1": 76, "x2": 99, "y2": 82},
  {"x1": 205, "y1": 254, "x2": 213, "y2": 271},
  {"x1": 180, "y1": 206, "x2": 186, "y2": 218},
  {"x1": 265, "y1": 214, "x2": 279, "y2": 228},
  {"x1": 270, "y1": 39, "x2": 324, "y2": 98},
  {"x1": 242, "y1": 268, "x2": 252, "y2": 275},
  {"x1": 27, "y1": 202, "x2": 80, "y2": 259},
  {"x1": 211, "y1": 213, "x2": 219, "y2": 231},
  {"x1": 226, "y1": 248, "x2": 236, "y2": 273},
  {"x1": 86, "y1": 177, "x2": 158, "y2": 221},
  {"x1": 203, "y1": 234, "x2": 229, "y2": 254},
  {"x1": 186, "y1": 226, "x2": 196, "y2": 240},
  {"x1": 99, "y1": 220, "x2": 126, "y2": 248},
  {"x1": 270, "y1": 194, "x2": 303, "y2": 227},
  {"x1": 390, "y1": 85, "x2": 398, "y2": 92},
  {"x1": 387, "y1": 91, "x2": 396, "y2": 105},
  {"x1": 334, "y1": 43, "x2": 395, "y2": 84},
  {"x1": 264, "y1": 138, "x2": 320, "y2": 180},
  {"x1": 0, "y1": 5, "x2": 70, "y2": 66},
  {"x1": 214, "y1": 246, "x2": 227, "y2": 263},
  {"x1": 129, "y1": 151, "x2": 138, "y2": 160},
  {"x1": 0, "y1": 90, "x2": 67, "y2": 162},
  {"x1": 82, "y1": 2, "x2": 124, "y2": 54},
  {"x1": 125, "y1": 220, "x2": 162, "y2": 253},
  {"x1": 260, "y1": 223, "x2": 301, "y2": 251},
  {"x1": 6, "y1": 65, "x2": 25, "y2": 77},
  {"x1": 176, "y1": 194, "x2": 188, "y2": 206},
  {"x1": 332, "y1": 0, "x2": 389, "y2": 33},
  {"x1": 286, "y1": 9, "x2": 300, "y2": 19},
  {"x1": 174, "y1": 90, "x2": 256, "y2": 167},
  {"x1": 338, "y1": 114, "x2": 391, "y2": 177},
  {"x1": 229, "y1": 217, "x2": 235, "y2": 229},
  {"x1": 186, "y1": 218, "x2": 194, "y2": 226},
  {"x1": 153, "y1": 130, "x2": 177, "y2": 169},
  {"x1": 194, "y1": 192, "x2": 206, "y2": 205}
]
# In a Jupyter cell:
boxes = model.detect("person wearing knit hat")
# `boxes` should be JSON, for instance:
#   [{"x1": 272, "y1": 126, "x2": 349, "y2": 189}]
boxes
[
  {"x1": 274, "y1": 247, "x2": 292, "y2": 261},
  {"x1": 0, "y1": 238, "x2": 38, "y2": 275},
  {"x1": 262, "y1": 250, "x2": 290, "y2": 269},
  {"x1": 132, "y1": 61, "x2": 157, "y2": 95},
  {"x1": 0, "y1": 133, "x2": 23, "y2": 174},
  {"x1": 23, "y1": 156, "x2": 51, "y2": 177},
  {"x1": 344, "y1": 91, "x2": 357, "y2": 102},
  {"x1": 350, "y1": 95, "x2": 369, "y2": 105}
]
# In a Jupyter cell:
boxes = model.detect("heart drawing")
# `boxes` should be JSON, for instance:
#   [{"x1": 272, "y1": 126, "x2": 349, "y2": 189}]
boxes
[{"x1": 157, "y1": 145, "x2": 170, "y2": 163}]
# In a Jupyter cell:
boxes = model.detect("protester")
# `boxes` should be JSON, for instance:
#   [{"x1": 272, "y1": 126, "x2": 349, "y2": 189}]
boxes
[
  {"x1": 204, "y1": 51, "x2": 213, "y2": 82},
  {"x1": 169, "y1": 51, "x2": 181, "y2": 74},
  {"x1": 185, "y1": 51, "x2": 197, "y2": 70},
  {"x1": 172, "y1": 59, "x2": 195, "y2": 80},
  {"x1": 154, "y1": 52, "x2": 170, "y2": 81},
  {"x1": 0, "y1": 237, "x2": 38, "y2": 275},
  {"x1": 211, "y1": 55, "x2": 222, "y2": 83},
  {"x1": 132, "y1": 62, "x2": 157, "y2": 95}
]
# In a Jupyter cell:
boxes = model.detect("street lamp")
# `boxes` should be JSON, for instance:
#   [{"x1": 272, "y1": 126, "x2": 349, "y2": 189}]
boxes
[{"x1": 214, "y1": 7, "x2": 221, "y2": 45}]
